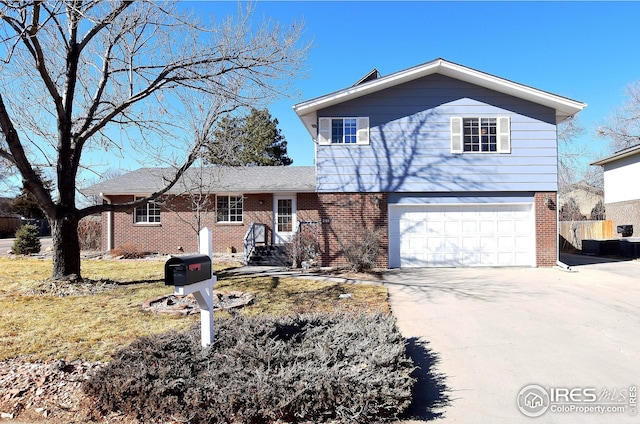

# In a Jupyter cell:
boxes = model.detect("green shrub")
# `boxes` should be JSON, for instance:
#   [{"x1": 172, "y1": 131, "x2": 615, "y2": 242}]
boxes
[
  {"x1": 12, "y1": 224, "x2": 41, "y2": 254},
  {"x1": 84, "y1": 312, "x2": 415, "y2": 423}
]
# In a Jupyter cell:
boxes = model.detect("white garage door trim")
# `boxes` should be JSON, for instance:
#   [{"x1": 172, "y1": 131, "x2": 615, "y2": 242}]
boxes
[{"x1": 389, "y1": 202, "x2": 535, "y2": 268}]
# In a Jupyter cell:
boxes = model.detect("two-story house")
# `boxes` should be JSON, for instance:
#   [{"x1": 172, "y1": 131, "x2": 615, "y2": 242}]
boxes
[{"x1": 85, "y1": 58, "x2": 585, "y2": 268}]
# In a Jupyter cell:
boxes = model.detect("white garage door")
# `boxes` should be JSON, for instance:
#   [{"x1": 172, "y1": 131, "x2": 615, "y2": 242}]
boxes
[{"x1": 389, "y1": 203, "x2": 534, "y2": 268}]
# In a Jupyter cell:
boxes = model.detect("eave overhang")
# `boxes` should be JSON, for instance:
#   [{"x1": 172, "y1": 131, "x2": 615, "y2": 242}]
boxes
[{"x1": 591, "y1": 144, "x2": 640, "y2": 166}]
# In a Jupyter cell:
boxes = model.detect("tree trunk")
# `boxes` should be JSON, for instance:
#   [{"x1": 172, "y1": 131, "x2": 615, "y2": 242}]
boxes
[{"x1": 50, "y1": 208, "x2": 81, "y2": 281}]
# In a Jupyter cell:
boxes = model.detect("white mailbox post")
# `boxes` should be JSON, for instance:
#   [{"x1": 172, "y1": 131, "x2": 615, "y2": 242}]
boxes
[{"x1": 165, "y1": 227, "x2": 216, "y2": 348}]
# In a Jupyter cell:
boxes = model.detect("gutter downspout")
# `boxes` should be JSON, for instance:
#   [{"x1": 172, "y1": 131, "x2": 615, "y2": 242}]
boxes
[
  {"x1": 554, "y1": 154, "x2": 572, "y2": 272},
  {"x1": 100, "y1": 193, "x2": 113, "y2": 252},
  {"x1": 556, "y1": 259, "x2": 572, "y2": 271}
]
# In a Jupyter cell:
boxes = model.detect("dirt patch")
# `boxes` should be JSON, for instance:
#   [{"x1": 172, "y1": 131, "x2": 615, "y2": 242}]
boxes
[
  {"x1": 0, "y1": 359, "x2": 112, "y2": 423},
  {"x1": 22, "y1": 279, "x2": 120, "y2": 297},
  {"x1": 142, "y1": 291, "x2": 254, "y2": 315}
]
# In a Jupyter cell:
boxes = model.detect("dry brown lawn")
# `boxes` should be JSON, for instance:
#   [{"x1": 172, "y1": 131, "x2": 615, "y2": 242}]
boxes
[{"x1": 0, "y1": 257, "x2": 388, "y2": 362}]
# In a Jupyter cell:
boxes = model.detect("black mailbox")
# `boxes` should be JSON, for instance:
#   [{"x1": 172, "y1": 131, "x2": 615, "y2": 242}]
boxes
[{"x1": 165, "y1": 254, "x2": 212, "y2": 286}]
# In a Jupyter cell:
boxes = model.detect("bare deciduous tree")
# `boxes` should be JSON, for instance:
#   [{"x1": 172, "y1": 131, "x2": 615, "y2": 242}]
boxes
[
  {"x1": 0, "y1": 1, "x2": 308, "y2": 280},
  {"x1": 160, "y1": 158, "x2": 218, "y2": 247},
  {"x1": 558, "y1": 116, "x2": 604, "y2": 191},
  {"x1": 597, "y1": 81, "x2": 640, "y2": 151},
  {"x1": 558, "y1": 116, "x2": 586, "y2": 190}
]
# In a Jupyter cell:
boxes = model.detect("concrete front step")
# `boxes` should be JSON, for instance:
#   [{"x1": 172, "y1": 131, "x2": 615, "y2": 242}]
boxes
[{"x1": 247, "y1": 245, "x2": 291, "y2": 266}]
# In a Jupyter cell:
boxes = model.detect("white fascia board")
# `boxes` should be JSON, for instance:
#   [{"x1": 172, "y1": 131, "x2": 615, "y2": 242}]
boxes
[
  {"x1": 591, "y1": 144, "x2": 640, "y2": 166},
  {"x1": 436, "y1": 61, "x2": 587, "y2": 123},
  {"x1": 293, "y1": 58, "x2": 587, "y2": 137},
  {"x1": 293, "y1": 59, "x2": 441, "y2": 116}
]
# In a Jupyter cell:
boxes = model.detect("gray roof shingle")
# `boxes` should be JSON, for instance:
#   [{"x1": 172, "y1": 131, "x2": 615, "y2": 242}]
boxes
[{"x1": 83, "y1": 166, "x2": 316, "y2": 195}]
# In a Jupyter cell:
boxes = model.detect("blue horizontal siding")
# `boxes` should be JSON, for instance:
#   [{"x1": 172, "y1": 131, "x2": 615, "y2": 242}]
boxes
[
  {"x1": 318, "y1": 173, "x2": 557, "y2": 193},
  {"x1": 322, "y1": 154, "x2": 557, "y2": 167},
  {"x1": 316, "y1": 73, "x2": 559, "y2": 193}
]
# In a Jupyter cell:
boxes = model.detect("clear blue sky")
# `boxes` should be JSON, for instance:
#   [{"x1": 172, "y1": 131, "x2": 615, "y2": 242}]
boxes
[{"x1": 188, "y1": 0, "x2": 640, "y2": 169}]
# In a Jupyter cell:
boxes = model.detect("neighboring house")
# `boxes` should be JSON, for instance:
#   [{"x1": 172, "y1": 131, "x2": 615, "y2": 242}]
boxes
[
  {"x1": 85, "y1": 58, "x2": 586, "y2": 268},
  {"x1": 591, "y1": 144, "x2": 640, "y2": 237},
  {"x1": 0, "y1": 197, "x2": 21, "y2": 238}
]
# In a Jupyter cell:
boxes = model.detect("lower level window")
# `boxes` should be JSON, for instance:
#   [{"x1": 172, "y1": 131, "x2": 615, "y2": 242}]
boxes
[
  {"x1": 463, "y1": 118, "x2": 497, "y2": 152},
  {"x1": 135, "y1": 197, "x2": 161, "y2": 223},
  {"x1": 217, "y1": 195, "x2": 243, "y2": 222}
]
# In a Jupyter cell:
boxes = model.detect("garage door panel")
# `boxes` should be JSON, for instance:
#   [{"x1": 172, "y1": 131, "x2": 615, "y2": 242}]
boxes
[
  {"x1": 514, "y1": 220, "x2": 531, "y2": 234},
  {"x1": 498, "y1": 252, "x2": 515, "y2": 265},
  {"x1": 427, "y1": 221, "x2": 444, "y2": 234},
  {"x1": 481, "y1": 252, "x2": 497, "y2": 265},
  {"x1": 479, "y1": 220, "x2": 496, "y2": 233},
  {"x1": 514, "y1": 235, "x2": 530, "y2": 250},
  {"x1": 496, "y1": 220, "x2": 514, "y2": 234},
  {"x1": 445, "y1": 237, "x2": 460, "y2": 249},
  {"x1": 444, "y1": 221, "x2": 461, "y2": 234},
  {"x1": 408, "y1": 237, "x2": 425, "y2": 250},
  {"x1": 461, "y1": 250, "x2": 480, "y2": 265},
  {"x1": 481, "y1": 236, "x2": 498, "y2": 250},
  {"x1": 462, "y1": 220, "x2": 477, "y2": 233},
  {"x1": 390, "y1": 203, "x2": 534, "y2": 267},
  {"x1": 497, "y1": 236, "x2": 514, "y2": 250}
]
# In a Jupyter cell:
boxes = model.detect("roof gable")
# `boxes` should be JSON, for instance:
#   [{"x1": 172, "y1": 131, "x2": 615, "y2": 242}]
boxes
[{"x1": 293, "y1": 58, "x2": 586, "y2": 137}]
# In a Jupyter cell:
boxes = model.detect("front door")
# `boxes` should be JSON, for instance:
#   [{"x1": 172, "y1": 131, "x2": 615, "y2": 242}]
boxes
[{"x1": 273, "y1": 195, "x2": 296, "y2": 244}]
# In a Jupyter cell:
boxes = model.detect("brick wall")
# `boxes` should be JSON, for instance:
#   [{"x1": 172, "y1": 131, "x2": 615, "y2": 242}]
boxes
[
  {"x1": 104, "y1": 194, "x2": 274, "y2": 255},
  {"x1": 315, "y1": 192, "x2": 388, "y2": 268},
  {"x1": 535, "y1": 192, "x2": 558, "y2": 267},
  {"x1": 605, "y1": 200, "x2": 640, "y2": 238},
  {"x1": 104, "y1": 191, "x2": 553, "y2": 268}
]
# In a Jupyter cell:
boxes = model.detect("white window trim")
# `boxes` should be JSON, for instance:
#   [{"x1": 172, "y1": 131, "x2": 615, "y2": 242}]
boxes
[
  {"x1": 451, "y1": 116, "x2": 511, "y2": 154},
  {"x1": 134, "y1": 196, "x2": 161, "y2": 224},
  {"x1": 318, "y1": 117, "x2": 370, "y2": 145},
  {"x1": 216, "y1": 194, "x2": 244, "y2": 223}
]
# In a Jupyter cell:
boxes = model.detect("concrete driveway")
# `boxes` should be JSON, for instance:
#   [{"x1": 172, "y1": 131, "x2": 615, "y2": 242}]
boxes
[{"x1": 385, "y1": 255, "x2": 640, "y2": 423}]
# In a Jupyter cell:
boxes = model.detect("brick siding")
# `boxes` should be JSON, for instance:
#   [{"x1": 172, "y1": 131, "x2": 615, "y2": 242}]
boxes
[
  {"x1": 535, "y1": 192, "x2": 558, "y2": 267},
  {"x1": 105, "y1": 194, "x2": 274, "y2": 255},
  {"x1": 605, "y1": 200, "x2": 640, "y2": 238},
  {"x1": 104, "y1": 191, "x2": 554, "y2": 267},
  {"x1": 314, "y1": 193, "x2": 388, "y2": 268}
]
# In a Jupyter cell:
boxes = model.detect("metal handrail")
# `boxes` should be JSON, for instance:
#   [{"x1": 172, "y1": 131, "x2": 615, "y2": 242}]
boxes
[{"x1": 243, "y1": 222, "x2": 267, "y2": 265}]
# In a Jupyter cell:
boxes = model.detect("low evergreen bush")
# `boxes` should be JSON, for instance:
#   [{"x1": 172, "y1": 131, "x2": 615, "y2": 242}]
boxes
[
  {"x1": 12, "y1": 224, "x2": 41, "y2": 254},
  {"x1": 84, "y1": 312, "x2": 415, "y2": 423}
]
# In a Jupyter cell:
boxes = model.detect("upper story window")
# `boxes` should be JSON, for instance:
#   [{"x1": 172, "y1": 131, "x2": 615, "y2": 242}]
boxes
[
  {"x1": 318, "y1": 117, "x2": 369, "y2": 145},
  {"x1": 332, "y1": 118, "x2": 357, "y2": 143},
  {"x1": 217, "y1": 195, "x2": 243, "y2": 223},
  {"x1": 464, "y1": 118, "x2": 497, "y2": 152},
  {"x1": 451, "y1": 117, "x2": 511, "y2": 154},
  {"x1": 134, "y1": 197, "x2": 161, "y2": 223}
]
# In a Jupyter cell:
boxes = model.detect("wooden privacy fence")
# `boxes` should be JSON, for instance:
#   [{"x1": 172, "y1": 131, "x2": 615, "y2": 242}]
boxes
[{"x1": 559, "y1": 220, "x2": 613, "y2": 251}]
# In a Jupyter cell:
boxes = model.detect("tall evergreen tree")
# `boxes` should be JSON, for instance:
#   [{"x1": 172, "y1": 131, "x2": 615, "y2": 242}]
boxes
[
  {"x1": 12, "y1": 170, "x2": 53, "y2": 219},
  {"x1": 205, "y1": 108, "x2": 293, "y2": 166}
]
